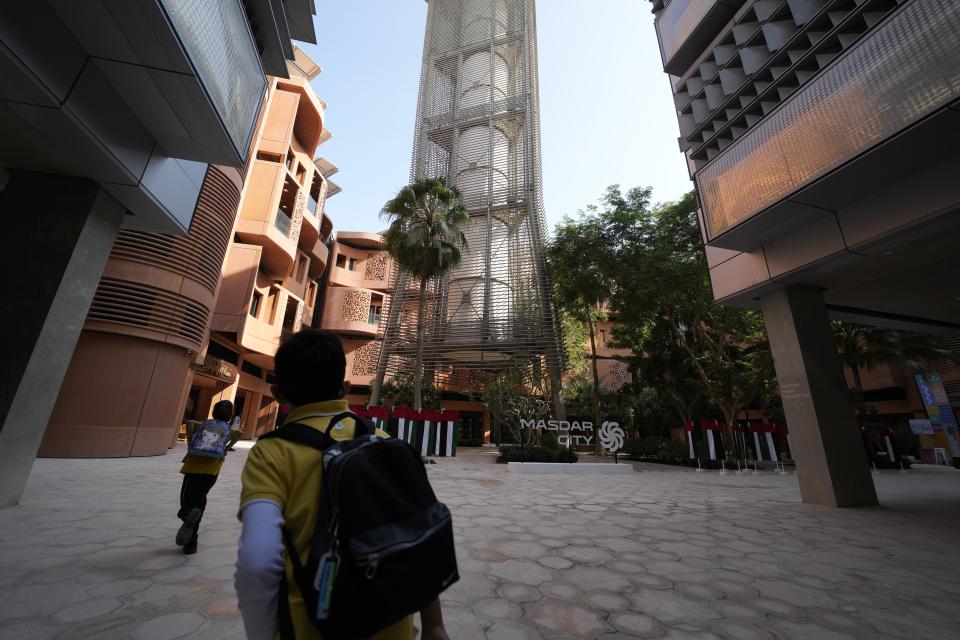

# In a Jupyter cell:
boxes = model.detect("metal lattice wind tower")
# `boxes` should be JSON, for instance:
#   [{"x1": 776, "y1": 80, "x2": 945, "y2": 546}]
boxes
[{"x1": 373, "y1": 0, "x2": 565, "y2": 412}]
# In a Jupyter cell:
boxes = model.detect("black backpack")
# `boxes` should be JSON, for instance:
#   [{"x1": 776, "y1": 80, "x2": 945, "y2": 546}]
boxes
[{"x1": 258, "y1": 411, "x2": 458, "y2": 639}]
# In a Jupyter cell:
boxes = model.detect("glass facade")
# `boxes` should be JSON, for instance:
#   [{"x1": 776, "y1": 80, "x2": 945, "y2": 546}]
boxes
[
  {"x1": 697, "y1": 0, "x2": 960, "y2": 241},
  {"x1": 161, "y1": 0, "x2": 266, "y2": 160},
  {"x1": 656, "y1": 0, "x2": 717, "y2": 66}
]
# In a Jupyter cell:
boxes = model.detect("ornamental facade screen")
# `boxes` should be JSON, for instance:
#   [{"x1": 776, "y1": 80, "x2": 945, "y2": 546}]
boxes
[{"x1": 375, "y1": 0, "x2": 564, "y2": 408}]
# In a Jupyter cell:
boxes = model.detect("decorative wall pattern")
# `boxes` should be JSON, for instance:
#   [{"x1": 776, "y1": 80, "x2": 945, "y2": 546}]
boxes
[
  {"x1": 290, "y1": 190, "x2": 306, "y2": 241},
  {"x1": 352, "y1": 341, "x2": 382, "y2": 376},
  {"x1": 606, "y1": 360, "x2": 632, "y2": 390},
  {"x1": 364, "y1": 252, "x2": 388, "y2": 281},
  {"x1": 341, "y1": 289, "x2": 372, "y2": 323}
]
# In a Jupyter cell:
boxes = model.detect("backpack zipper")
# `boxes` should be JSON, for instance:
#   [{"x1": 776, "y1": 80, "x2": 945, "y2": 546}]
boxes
[{"x1": 354, "y1": 514, "x2": 450, "y2": 579}]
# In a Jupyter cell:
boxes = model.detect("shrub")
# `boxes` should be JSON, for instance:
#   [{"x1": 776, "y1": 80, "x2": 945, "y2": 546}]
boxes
[
  {"x1": 497, "y1": 445, "x2": 578, "y2": 463},
  {"x1": 540, "y1": 432, "x2": 560, "y2": 451}
]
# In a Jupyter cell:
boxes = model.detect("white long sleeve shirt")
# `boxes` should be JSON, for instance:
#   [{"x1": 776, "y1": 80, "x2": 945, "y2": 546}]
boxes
[{"x1": 235, "y1": 499, "x2": 286, "y2": 640}]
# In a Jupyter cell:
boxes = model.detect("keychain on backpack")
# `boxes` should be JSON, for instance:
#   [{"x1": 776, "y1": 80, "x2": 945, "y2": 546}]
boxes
[{"x1": 314, "y1": 550, "x2": 340, "y2": 621}]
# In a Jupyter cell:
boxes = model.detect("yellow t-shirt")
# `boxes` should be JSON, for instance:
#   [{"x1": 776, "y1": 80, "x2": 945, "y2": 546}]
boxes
[
  {"x1": 180, "y1": 455, "x2": 224, "y2": 476},
  {"x1": 239, "y1": 399, "x2": 415, "y2": 640}
]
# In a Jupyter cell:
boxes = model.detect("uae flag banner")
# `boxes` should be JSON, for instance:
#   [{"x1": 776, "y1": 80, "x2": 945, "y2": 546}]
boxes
[
  {"x1": 437, "y1": 411, "x2": 460, "y2": 457},
  {"x1": 391, "y1": 407, "x2": 418, "y2": 445},
  {"x1": 878, "y1": 426, "x2": 897, "y2": 462},
  {"x1": 699, "y1": 420, "x2": 726, "y2": 461},
  {"x1": 366, "y1": 406, "x2": 389, "y2": 432},
  {"x1": 684, "y1": 422, "x2": 696, "y2": 459},
  {"x1": 416, "y1": 410, "x2": 442, "y2": 457},
  {"x1": 749, "y1": 423, "x2": 779, "y2": 462},
  {"x1": 734, "y1": 422, "x2": 750, "y2": 460}
]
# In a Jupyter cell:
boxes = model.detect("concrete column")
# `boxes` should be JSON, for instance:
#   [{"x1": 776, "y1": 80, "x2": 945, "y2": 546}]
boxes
[
  {"x1": 0, "y1": 171, "x2": 125, "y2": 507},
  {"x1": 760, "y1": 285, "x2": 878, "y2": 507}
]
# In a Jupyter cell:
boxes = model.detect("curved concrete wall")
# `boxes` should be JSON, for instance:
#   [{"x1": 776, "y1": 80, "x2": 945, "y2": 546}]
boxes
[{"x1": 41, "y1": 165, "x2": 243, "y2": 457}]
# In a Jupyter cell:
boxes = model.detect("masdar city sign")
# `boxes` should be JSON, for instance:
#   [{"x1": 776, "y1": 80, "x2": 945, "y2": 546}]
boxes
[{"x1": 520, "y1": 418, "x2": 625, "y2": 453}]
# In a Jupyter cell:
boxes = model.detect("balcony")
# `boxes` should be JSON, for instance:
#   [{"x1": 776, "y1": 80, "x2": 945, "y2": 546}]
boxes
[
  {"x1": 309, "y1": 239, "x2": 330, "y2": 276},
  {"x1": 696, "y1": 0, "x2": 960, "y2": 250},
  {"x1": 235, "y1": 160, "x2": 303, "y2": 278},
  {"x1": 656, "y1": 0, "x2": 746, "y2": 76},
  {"x1": 321, "y1": 288, "x2": 386, "y2": 338},
  {"x1": 274, "y1": 208, "x2": 292, "y2": 237},
  {"x1": 213, "y1": 244, "x2": 304, "y2": 359}
]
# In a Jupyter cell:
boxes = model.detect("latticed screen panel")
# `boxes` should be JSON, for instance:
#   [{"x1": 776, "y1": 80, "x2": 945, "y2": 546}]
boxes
[
  {"x1": 698, "y1": 0, "x2": 960, "y2": 240},
  {"x1": 378, "y1": 0, "x2": 563, "y2": 385},
  {"x1": 670, "y1": 0, "x2": 905, "y2": 170}
]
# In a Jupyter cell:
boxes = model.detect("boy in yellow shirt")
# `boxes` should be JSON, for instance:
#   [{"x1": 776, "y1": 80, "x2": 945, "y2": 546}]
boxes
[
  {"x1": 235, "y1": 329, "x2": 449, "y2": 640},
  {"x1": 177, "y1": 400, "x2": 233, "y2": 554}
]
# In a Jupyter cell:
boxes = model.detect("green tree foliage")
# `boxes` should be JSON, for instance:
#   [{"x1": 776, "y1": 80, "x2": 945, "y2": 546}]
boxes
[
  {"x1": 377, "y1": 178, "x2": 469, "y2": 411},
  {"x1": 478, "y1": 364, "x2": 550, "y2": 447},
  {"x1": 379, "y1": 372, "x2": 441, "y2": 411},
  {"x1": 608, "y1": 189, "x2": 776, "y2": 443},
  {"x1": 548, "y1": 211, "x2": 612, "y2": 452}
]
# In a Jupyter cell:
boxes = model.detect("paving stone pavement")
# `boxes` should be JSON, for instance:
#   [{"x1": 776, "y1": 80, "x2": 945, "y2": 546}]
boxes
[{"x1": 2, "y1": 446, "x2": 960, "y2": 639}]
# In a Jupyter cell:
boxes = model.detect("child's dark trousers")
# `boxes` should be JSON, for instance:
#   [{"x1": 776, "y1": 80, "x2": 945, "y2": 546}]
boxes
[{"x1": 178, "y1": 473, "x2": 218, "y2": 545}]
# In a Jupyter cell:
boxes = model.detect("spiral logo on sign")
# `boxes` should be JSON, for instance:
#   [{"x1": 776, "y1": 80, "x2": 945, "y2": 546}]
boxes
[{"x1": 599, "y1": 421, "x2": 624, "y2": 453}]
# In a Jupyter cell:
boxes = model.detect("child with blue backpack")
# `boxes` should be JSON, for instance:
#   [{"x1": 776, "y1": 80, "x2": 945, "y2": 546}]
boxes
[{"x1": 176, "y1": 400, "x2": 234, "y2": 554}]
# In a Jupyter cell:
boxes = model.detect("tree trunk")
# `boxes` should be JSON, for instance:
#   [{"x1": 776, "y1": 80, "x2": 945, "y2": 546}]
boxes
[
  {"x1": 413, "y1": 276, "x2": 428, "y2": 411},
  {"x1": 850, "y1": 366, "x2": 867, "y2": 428},
  {"x1": 587, "y1": 315, "x2": 603, "y2": 455}
]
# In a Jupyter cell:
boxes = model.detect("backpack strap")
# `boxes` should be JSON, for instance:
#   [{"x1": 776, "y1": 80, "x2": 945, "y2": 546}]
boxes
[
  {"x1": 259, "y1": 412, "x2": 374, "y2": 450},
  {"x1": 259, "y1": 422, "x2": 332, "y2": 450},
  {"x1": 277, "y1": 563, "x2": 296, "y2": 640}
]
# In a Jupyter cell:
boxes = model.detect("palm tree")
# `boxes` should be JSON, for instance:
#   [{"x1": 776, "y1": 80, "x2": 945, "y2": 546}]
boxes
[
  {"x1": 376, "y1": 177, "x2": 469, "y2": 411},
  {"x1": 834, "y1": 322, "x2": 960, "y2": 427}
]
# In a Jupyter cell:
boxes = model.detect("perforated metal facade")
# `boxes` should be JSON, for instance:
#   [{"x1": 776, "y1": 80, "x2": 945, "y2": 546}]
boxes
[{"x1": 375, "y1": 0, "x2": 564, "y2": 392}]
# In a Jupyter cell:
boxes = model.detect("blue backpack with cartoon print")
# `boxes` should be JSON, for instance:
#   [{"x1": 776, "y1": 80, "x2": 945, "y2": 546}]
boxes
[{"x1": 188, "y1": 419, "x2": 231, "y2": 459}]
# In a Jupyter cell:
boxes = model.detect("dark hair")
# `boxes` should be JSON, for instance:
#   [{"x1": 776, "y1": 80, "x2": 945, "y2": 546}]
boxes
[
  {"x1": 212, "y1": 400, "x2": 233, "y2": 422},
  {"x1": 274, "y1": 329, "x2": 346, "y2": 406}
]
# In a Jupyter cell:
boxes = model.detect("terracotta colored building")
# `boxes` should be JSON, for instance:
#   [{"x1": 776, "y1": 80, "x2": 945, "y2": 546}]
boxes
[
  {"x1": 197, "y1": 66, "x2": 333, "y2": 440},
  {"x1": 44, "y1": 49, "x2": 332, "y2": 454}
]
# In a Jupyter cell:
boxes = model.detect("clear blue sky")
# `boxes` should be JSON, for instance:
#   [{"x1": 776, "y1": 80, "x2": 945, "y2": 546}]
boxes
[{"x1": 298, "y1": 1, "x2": 690, "y2": 235}]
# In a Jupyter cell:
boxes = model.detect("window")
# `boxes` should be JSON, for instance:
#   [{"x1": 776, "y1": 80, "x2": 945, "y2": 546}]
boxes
[
  {"x1": 249, "y1": 291, "x2": 263, "y2": 318},
  {"x1": 267, "y1": 290, "x2": 279, "y2": 323},
  {"x1": 285, "y1": 152, "x2": 294, "y2": 170},
  {"x1": 348, "y1": 257, "x2": 357, "y2": 271},
  {"x1": 241, "y1": 361, "x2": 263, "y2": 378},
  {"x1": 336, "y1": 254, "x2": 346, "y2": 268},
  {"x1": 257, "y1": 151, "x2": 282, "y2": 163},
  {"x1": 368, "y1": 302, "x2": 382, "y2": 325},
  {"x1": 296, "y1": 255, "x2": 308, "y2": 282},
  {"x1": 207, "y1": 340, "x2": 239, "y2": 365}
]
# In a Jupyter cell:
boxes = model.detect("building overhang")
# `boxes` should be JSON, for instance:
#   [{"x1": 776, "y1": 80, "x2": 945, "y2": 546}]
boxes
[{"x1": 0, "y1": 0, "x2": 316, "y2": 233}]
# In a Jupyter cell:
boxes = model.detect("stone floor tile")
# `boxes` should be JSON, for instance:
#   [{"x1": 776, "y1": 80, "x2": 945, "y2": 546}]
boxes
[
  {"x1": 496, "y1": 583, "x2": 542, "y2": 603},
  {"x1": 585, "y1": 591, "x2": 630, "y2": 612},
  {"x1": 609, "y1": 611, "x2": 665, "y2": 637},
  {"x1": 131, "y1": 612, "x2": 205, "y2": 640},
  {"x1": 709, "y1": 620, "x2": 775, "y2": 640},
  {"x1": 524, "y1": 601, "x2": 611, "y2": 638},
  {"x1": 490, "y1": 559, "x2": 554, "y2": 586},
  {"x1": 486, "y1": 621, "x2": 544, "y2": 640},
  {"x1": 562, "y1": 565, "x2": 632, "y2": 592},
  {"x1": 631, "y1": 589, "x2": 722, "y2": 627},
  {"x1": 474, "y1": 598, "x2": 524, "y2": 621},
  {"x1": 53, "y1": 597, "x2": 123, "y2": 623},
  {"x1": 539, "y1": 580, "x2": 581, "y2": 601}
]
